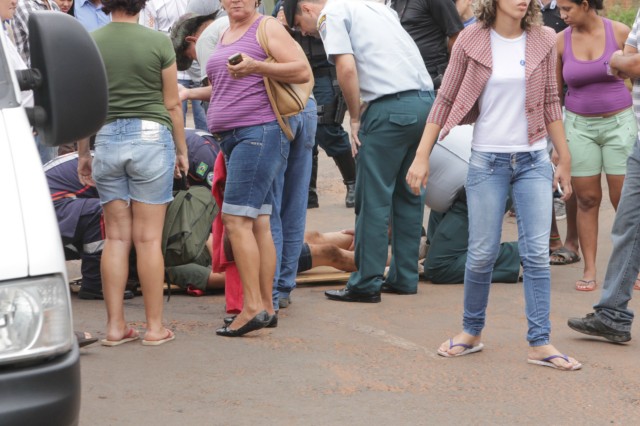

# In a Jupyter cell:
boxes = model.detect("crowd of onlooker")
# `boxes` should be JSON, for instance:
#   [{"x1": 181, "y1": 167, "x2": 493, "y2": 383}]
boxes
[{"x1": 4, "y1": 0, "x2": 640, "y2": 370}]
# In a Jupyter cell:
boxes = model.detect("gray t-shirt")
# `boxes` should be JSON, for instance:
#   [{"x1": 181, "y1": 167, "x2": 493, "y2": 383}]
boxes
[
  {"x1": 196, "y1": 16, "x2": 230, "y2": 82},
  {"x1": 186, "y1": 0, "x2": 221, "y2": 16}
]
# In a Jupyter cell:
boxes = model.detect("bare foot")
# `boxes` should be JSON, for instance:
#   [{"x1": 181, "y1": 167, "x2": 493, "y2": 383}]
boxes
[
  {"x1": 528, "y1": 344, "x2": 581, "y2": 371},
  {"x1": 437, "y1": 331, "x2": 483, "y2": 357}
]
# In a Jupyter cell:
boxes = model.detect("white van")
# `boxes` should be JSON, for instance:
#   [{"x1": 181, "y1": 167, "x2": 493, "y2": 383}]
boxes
[{"x1": 0, "y1": 12, "x2": 106, "y2": 425}]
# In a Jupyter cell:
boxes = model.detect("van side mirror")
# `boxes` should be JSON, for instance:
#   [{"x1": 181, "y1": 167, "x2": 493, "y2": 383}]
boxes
[{"x1": 27, "y1": 11, "x2": 108, "y2": 146}]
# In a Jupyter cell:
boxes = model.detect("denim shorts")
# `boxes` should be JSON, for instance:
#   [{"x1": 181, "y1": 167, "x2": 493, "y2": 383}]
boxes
[
  {"x1": 93, "y1": 119, "x2": 175, "y2": 205},
  {"x1": 215, "y1": 121, "x2": 288, "y2": 218}
]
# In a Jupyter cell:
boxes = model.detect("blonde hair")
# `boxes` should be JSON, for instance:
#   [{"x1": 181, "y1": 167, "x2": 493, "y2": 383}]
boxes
[{"x1": 474, "y1": 0, "x2": 542, "y2": 30}]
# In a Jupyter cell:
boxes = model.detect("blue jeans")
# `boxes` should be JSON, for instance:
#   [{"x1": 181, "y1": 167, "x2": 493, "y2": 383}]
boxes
[
  {"x1": 36, "y1": 134, "x2": 58, "y2": 165},
  {"x1": 594, "y1": 138, "x2": 640, "y2": 332},
  {"x1": 464, "y1": 149, "x2": 553, "y2": 346},
  {"x1": 270, "y1": 99, "x2": 317, "y2": 308},
  {"x1": 179, "y1": 79, "x2": 208, "y2": 131}
]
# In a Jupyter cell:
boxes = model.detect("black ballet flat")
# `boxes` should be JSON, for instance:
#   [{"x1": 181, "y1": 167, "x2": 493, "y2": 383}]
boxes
[
  {"x1": 223, "y1": 315, "x2": 237, "y2": 326},
  {"x1": 216, "y1": 311, "x2": 270, "y2": 337},
  {"x1": 224, "y1": 313, "x2": 277, "y2": 328},
  {"x1": 266, "y1": 313, "x2": 277, "y2": 328}
]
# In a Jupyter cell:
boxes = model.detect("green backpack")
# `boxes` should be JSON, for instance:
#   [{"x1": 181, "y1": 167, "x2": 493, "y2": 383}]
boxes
[{"x1": 162, "y1": 185, "x2": 218, "y2": 268}]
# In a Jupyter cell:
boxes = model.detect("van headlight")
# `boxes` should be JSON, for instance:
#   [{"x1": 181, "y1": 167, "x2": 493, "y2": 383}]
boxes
[{"x1": 0, "y1": 275, "x2": 73, "y2": 365}]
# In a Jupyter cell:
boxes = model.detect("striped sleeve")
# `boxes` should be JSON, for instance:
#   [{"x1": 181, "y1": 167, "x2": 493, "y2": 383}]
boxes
[
  {"x1": 426, "y1": 35, "x2": 467, "y2": 127},
  {"x1": 543, "y1": 43, "x2": 563, "y2": 125},
  {"x1": 625, "y1": 9, "x2": 640, "y2": 49}
]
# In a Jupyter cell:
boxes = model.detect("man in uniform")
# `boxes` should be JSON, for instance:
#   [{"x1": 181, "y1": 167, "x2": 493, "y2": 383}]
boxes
[
  {"x1": 539, "y1": 0, "x2": 567, "y2": 34},
  {"x1": 45, "y1": 153, "x2": 134, "y2": 300},
  {"x1": 284, "y1": 0, "x2": 434, "y2": 303},
  {"x1": 425, "y1": 198, "x2": 520, "y2": 284},
  {"x1": 46, "y1": 130, "x2": 220, "y2": 299},
  {"x1": 274, "y1": 0, "x2": 355, "y2": 209},
  {"x1": 183, "y1": 128, "x2": 220, "y2": 189}
]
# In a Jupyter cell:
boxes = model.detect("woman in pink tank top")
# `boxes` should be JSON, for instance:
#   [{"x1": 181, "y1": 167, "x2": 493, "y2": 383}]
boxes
[{"x1": 555, "y1": 0, "x2": 636, "y2": 292}]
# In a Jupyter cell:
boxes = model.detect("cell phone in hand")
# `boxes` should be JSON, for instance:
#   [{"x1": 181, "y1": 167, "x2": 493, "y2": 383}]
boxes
[
  {"x1": 553, "y1": 182, "x2": 564, "y2": 199},
  {"x1": 551, "y1": 163, "x2": 564, "y2": 198},
  {"x1": 228, "y1": 53, "x2": 243, "y2": 65}
]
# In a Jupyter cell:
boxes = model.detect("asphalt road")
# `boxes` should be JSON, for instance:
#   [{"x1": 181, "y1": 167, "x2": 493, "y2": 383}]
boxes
[{"x1": 69, "y1": 153, "x2": 640, "y2": 425}]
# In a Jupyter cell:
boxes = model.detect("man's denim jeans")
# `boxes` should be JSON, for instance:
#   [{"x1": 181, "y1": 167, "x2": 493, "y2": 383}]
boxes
[
  {"x1": 594, "y1": 139, "x2": 640, "y2": 332},
  {"x1": 464, "y1": 149, "x2": 553, "y2": 346},
  {"x1": 179, "y1": 79, "x2": 208, "y2": 131},
  {"x1": 270, "y1": 99, "x2": 317, "y2": 308},
  {"x1": 36, "y1": 134, "x2": 57, "y2": 165}
]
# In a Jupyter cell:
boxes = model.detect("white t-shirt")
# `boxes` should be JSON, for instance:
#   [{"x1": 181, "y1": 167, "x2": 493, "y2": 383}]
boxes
[
  {"x1": 1, "y1": 27, "x2": 33, "y2": 107},
  {"x1": 139, "y1": 0, "x2": 190, "y2": 80},
  {"x1": 473, "y1": 30, "x2": 546, "y2": 152}
]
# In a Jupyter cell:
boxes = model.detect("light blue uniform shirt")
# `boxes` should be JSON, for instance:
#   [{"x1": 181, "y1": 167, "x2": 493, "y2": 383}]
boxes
[
  {"x1": 317, "y1": 0, "x2": 432, "y2": 102},
  {"x1": 74, "y1": 0, "x2": 111, "y2": 32}
]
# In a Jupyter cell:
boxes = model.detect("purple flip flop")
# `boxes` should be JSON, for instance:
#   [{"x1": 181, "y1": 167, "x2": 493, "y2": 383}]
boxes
[
  {"x1": 527, "y1": 354, "x2": 582, "y2": 371},
  {"x1": 437, "y1": 338, "x2": 484, "y2": 358}
]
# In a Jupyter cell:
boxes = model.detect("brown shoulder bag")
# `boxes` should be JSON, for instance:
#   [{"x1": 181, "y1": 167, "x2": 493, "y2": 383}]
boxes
[{"x1": 257, "y1": 16, "x2": 314, "y2": 141}]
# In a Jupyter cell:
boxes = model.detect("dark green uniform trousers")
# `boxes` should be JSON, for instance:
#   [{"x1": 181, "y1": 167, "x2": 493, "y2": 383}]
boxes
[
  {"x1": 424, "y1": 199, "x2": 520, "y2": 284},
  {"x1": 347, "y1": 90, "x2": 434, "y2": 294},
  {"x1": 166, "y1": 248, "x2": 212, "y2": 290}
]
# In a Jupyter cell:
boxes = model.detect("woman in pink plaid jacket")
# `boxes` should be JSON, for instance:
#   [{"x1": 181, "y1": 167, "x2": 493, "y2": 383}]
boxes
[{"x1": 407, "y1": 0, "x2": 581, "y2": 370}]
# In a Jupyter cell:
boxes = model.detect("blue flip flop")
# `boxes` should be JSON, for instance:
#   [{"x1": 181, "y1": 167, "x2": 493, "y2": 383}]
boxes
[{"x1": 437, "y1": 338, "x2": 484, "y2": 357}]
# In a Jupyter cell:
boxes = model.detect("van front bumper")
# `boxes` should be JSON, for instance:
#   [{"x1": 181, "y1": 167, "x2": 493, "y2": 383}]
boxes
[{"x1": 0, "y1": 343, "x2": 80, "y2": 426}]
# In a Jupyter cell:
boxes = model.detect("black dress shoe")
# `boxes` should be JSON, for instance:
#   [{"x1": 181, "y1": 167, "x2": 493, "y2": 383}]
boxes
[
  {"x1": 567, "y1": 313, "x2": 631, "y2": 343},
  {"x1": 224, "y1": 313, "x2": 278, "y2": 328},
  {"x1": 325, "y1": 287, "x2": 381, "y2": 303},
  {"x1": 380, "y1": 283, "x2": 417, "y2": 295},
  {"x1": 216, "y1": 311, "x2": 270, "y2": 337},
  {"x1": 78, "y1": 287, "x2": 134, "y2": 300}
]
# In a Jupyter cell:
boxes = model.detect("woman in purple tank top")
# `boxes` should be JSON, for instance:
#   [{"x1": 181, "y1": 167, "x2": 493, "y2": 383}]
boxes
[
  {"x1": 181, "y1": 0, "x2": 311, "y2": 337},
  {"x1": 556, "y1": 0, "x2": 636, "y2": 292}
]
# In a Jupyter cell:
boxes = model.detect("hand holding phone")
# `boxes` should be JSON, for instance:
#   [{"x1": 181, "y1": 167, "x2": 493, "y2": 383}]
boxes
[
  {"x1": 554, "y1": 182, "x2": 564, "y2": 198},
  {"x1": 551, "y1": 163, "x2": 564, "y2": 198},
  {"x1": 228, "y1": 53, "x2": 243, "y2": 65}
]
